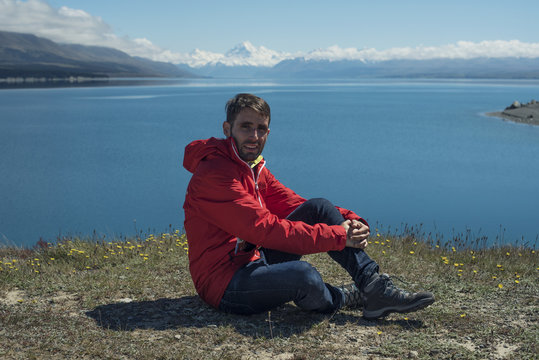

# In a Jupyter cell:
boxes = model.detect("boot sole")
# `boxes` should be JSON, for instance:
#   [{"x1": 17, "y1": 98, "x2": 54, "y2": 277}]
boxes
[{"x1": 362, "y1": 296, "x2": 435, "y2": 320}]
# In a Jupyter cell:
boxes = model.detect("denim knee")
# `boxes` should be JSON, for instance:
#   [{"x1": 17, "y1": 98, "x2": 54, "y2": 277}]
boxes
[
  {"x1": 306, "y1": 197, "x2": 330, "y2": 205},
  {"x1": 287, "y1": 198, "x2": 344, "y2": 226},
  {"x1": 292, "y1": 262, "x2": 328, "y2": 297}
]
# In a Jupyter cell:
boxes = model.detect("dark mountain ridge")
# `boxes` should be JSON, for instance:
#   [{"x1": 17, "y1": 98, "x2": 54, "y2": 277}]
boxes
[{"x1": 0, "y1": 31, "x2": 195, "y2": 79}]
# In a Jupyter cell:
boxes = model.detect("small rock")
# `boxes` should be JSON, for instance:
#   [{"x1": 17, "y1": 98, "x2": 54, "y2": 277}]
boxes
[
  {"x1": 505, "y1": 100, "x2": 522, "y2": 110},
  {"x1": 347, "y1": 336, "x2": 358, "y2": 342},
  {"x1": 409, "y1": 350, "x2": 419, "y2": 358}
]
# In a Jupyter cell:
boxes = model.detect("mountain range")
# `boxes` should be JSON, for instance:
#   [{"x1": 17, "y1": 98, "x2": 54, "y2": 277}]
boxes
[
  {"x1": 0, "y1": 31, "x2": 195, "y2": 79},
  {"x1": 2, "y1": 31, "x2": 539, "y2": 80},
  {"x1": 183, "y1": 42, "x2": 539, "y2": 79}
]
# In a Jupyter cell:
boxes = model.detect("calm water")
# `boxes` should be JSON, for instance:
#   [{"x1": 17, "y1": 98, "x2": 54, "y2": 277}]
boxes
[{"x1": 1, "y1": 79, "x2": 539, "y2": 248}]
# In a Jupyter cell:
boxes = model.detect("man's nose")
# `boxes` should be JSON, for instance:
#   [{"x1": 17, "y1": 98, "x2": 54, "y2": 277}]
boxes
[{"x1": 248, "y1": 128, "x2": 259, "y2": 139}]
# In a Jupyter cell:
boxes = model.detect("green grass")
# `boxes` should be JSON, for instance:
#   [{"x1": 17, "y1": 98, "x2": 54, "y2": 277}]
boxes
[{"x1": 1, "y1": 230, "x2": 537, "y2": 359}]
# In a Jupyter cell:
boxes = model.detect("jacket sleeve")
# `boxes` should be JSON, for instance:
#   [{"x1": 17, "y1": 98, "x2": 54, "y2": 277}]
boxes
[
  {"x1": 262, "y1": 169, "x2": 306, "y2": 219},
  {"x1": 187, "y1": 162, "x2": 347, "y2": 255},
  {"x1": 263, "y1": 168, "x2": 369, "y2": 227}
]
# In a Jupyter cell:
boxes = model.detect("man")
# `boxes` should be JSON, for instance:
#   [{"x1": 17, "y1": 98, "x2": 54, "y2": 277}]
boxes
[{"x1": 183, "y1": 93, "x2": 434, "y2": 319}]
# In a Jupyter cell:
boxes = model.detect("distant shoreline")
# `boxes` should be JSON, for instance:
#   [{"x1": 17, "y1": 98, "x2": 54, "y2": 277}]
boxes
[
  {"x1": 486, "y1": 100, "x2": 539, "y2": 126},
  {"x1": 0, "y1": 77, "x2": 192, "y2": 90}
]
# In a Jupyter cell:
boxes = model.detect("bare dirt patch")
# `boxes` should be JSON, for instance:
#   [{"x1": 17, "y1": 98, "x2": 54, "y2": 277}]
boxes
[{"x1": 0, "y1": 289, "x2": 27, "y2": 305}]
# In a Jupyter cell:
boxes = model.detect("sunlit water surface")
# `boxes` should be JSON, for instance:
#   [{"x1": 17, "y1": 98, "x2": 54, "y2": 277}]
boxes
[{"x1": 1, "y1": 79, "x2": 538, "y2": 247}]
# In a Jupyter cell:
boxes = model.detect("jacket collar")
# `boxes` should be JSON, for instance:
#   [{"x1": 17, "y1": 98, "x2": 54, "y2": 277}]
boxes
[{"x1": 228, "y1": 137, "x2": 265, "y2": 170}]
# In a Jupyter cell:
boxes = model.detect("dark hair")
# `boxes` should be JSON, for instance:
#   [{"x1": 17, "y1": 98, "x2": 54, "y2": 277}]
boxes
[{"x1": 225, "y1": 93, "x2": 271, "y2": 125}]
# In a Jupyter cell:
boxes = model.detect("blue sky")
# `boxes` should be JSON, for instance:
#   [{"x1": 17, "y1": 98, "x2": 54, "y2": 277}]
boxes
[
  {"x1": 1, "y1": 0, "x2": 539, "y2": 65},
  {"x1": 43, "y1": 0, "x2": 539, "y2": 52}
]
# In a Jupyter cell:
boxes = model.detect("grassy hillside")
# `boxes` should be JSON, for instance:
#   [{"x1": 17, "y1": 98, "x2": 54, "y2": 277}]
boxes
[{"x1": 1, "y1": 230, "x2": 537, "y2": 359}]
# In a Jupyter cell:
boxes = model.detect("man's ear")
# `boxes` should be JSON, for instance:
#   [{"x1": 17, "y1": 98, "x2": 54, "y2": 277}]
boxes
[{"x1": 222, "y1": 121, "x2": 231, "y2": 137}]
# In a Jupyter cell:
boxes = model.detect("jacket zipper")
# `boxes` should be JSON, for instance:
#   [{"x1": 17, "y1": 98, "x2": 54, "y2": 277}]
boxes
[
  {"x1": 230, "y1": 140, "x2": 265, "y2": 207},
  {"x1": 230, "y1": 140, "x2": 266, "y2": 254}
]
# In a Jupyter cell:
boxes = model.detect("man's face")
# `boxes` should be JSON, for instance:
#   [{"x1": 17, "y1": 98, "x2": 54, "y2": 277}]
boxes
[{"x1": 223, "y1": 108, "x2": 270, "y2": 162}]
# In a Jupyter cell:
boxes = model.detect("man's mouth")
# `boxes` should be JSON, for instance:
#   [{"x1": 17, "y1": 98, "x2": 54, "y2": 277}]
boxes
[{"x1": 243, "y1": 143, "x2": 258, "y2": 152}]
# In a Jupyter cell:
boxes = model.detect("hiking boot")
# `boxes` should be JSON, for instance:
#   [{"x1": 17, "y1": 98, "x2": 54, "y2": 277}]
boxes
[
  {"x1": 361, "y1": 273, "x2": 435, "y2": 320},
  {"x1": 338, "y1": 283, "x2": 363, "y2": 309}
]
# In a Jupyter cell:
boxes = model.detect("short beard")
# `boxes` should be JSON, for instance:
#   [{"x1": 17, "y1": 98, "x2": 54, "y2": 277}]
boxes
[{"x1": 231, "y1": 135, "x2": 260, "y2": 162}]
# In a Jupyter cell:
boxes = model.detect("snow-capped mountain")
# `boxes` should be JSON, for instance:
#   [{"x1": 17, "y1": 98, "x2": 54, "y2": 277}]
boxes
[
  {"x1": 178, "y1": 41, "x2": 294, "y2": 68},
  {"x1": 176, "y1": 41, "x2": 539, "y2": 79}
]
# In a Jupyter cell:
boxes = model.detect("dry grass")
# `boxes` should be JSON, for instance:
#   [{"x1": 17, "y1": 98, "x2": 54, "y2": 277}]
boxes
[{"x1": 1, "y1": 229, "x2": 537, "y2": 359}]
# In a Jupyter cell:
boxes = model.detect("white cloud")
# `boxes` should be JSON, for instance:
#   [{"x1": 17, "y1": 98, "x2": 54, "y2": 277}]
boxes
[
  {"x1": 174, "y1": 48, "x2": 225, "y2": 67},
  {"x1": 305, "y1": 45, "x2": 367, "y2": 62},
  {"x1": 0, "y1": 0, "x2": 175, "y2": 61},
  {"x1": 304, "y1": 41, "x2": 539, "y2": 62}
]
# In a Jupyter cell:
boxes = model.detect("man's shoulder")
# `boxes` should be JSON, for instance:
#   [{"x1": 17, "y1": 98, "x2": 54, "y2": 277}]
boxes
[{"x1": 194, "y1": 151, "x2": 239, "y2": 177}]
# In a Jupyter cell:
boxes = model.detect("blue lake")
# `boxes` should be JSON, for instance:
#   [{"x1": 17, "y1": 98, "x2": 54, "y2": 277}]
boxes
[{"x1": 1, "y1": 79, "x2": 538, "y2": 248}]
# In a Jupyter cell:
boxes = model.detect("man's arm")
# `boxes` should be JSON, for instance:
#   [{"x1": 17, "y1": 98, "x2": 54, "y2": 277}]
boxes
[
  {"x1": 188, "y1": 164, "x2": 347, "y2": 255},
  {"x1": 263, "y1": 168, "x2": 369, "y2": 227},
  {"x1": 262, "y1": 169, "x2": 306, "y2": 219}
]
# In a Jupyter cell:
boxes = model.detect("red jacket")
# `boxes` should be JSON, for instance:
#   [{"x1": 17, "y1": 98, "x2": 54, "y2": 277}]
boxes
[{"x1": 183, "y1": 137, "x2": 364, "y2": 308}]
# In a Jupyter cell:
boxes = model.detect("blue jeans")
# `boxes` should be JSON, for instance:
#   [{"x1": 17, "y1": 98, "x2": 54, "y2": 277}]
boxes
[{"x1": 218, "y1": 198, "x2": 379, "y2": 315}]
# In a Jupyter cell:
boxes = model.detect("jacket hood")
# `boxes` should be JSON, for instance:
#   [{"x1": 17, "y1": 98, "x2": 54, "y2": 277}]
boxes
[{"x1": 183, "y1": 137, "x2": 231, "y2": 174}]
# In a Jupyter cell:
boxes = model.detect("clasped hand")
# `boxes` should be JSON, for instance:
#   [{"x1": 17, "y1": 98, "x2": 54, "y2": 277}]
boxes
[{"x1": 341, "y1": 219, "x2": 370, "y2": 249}]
